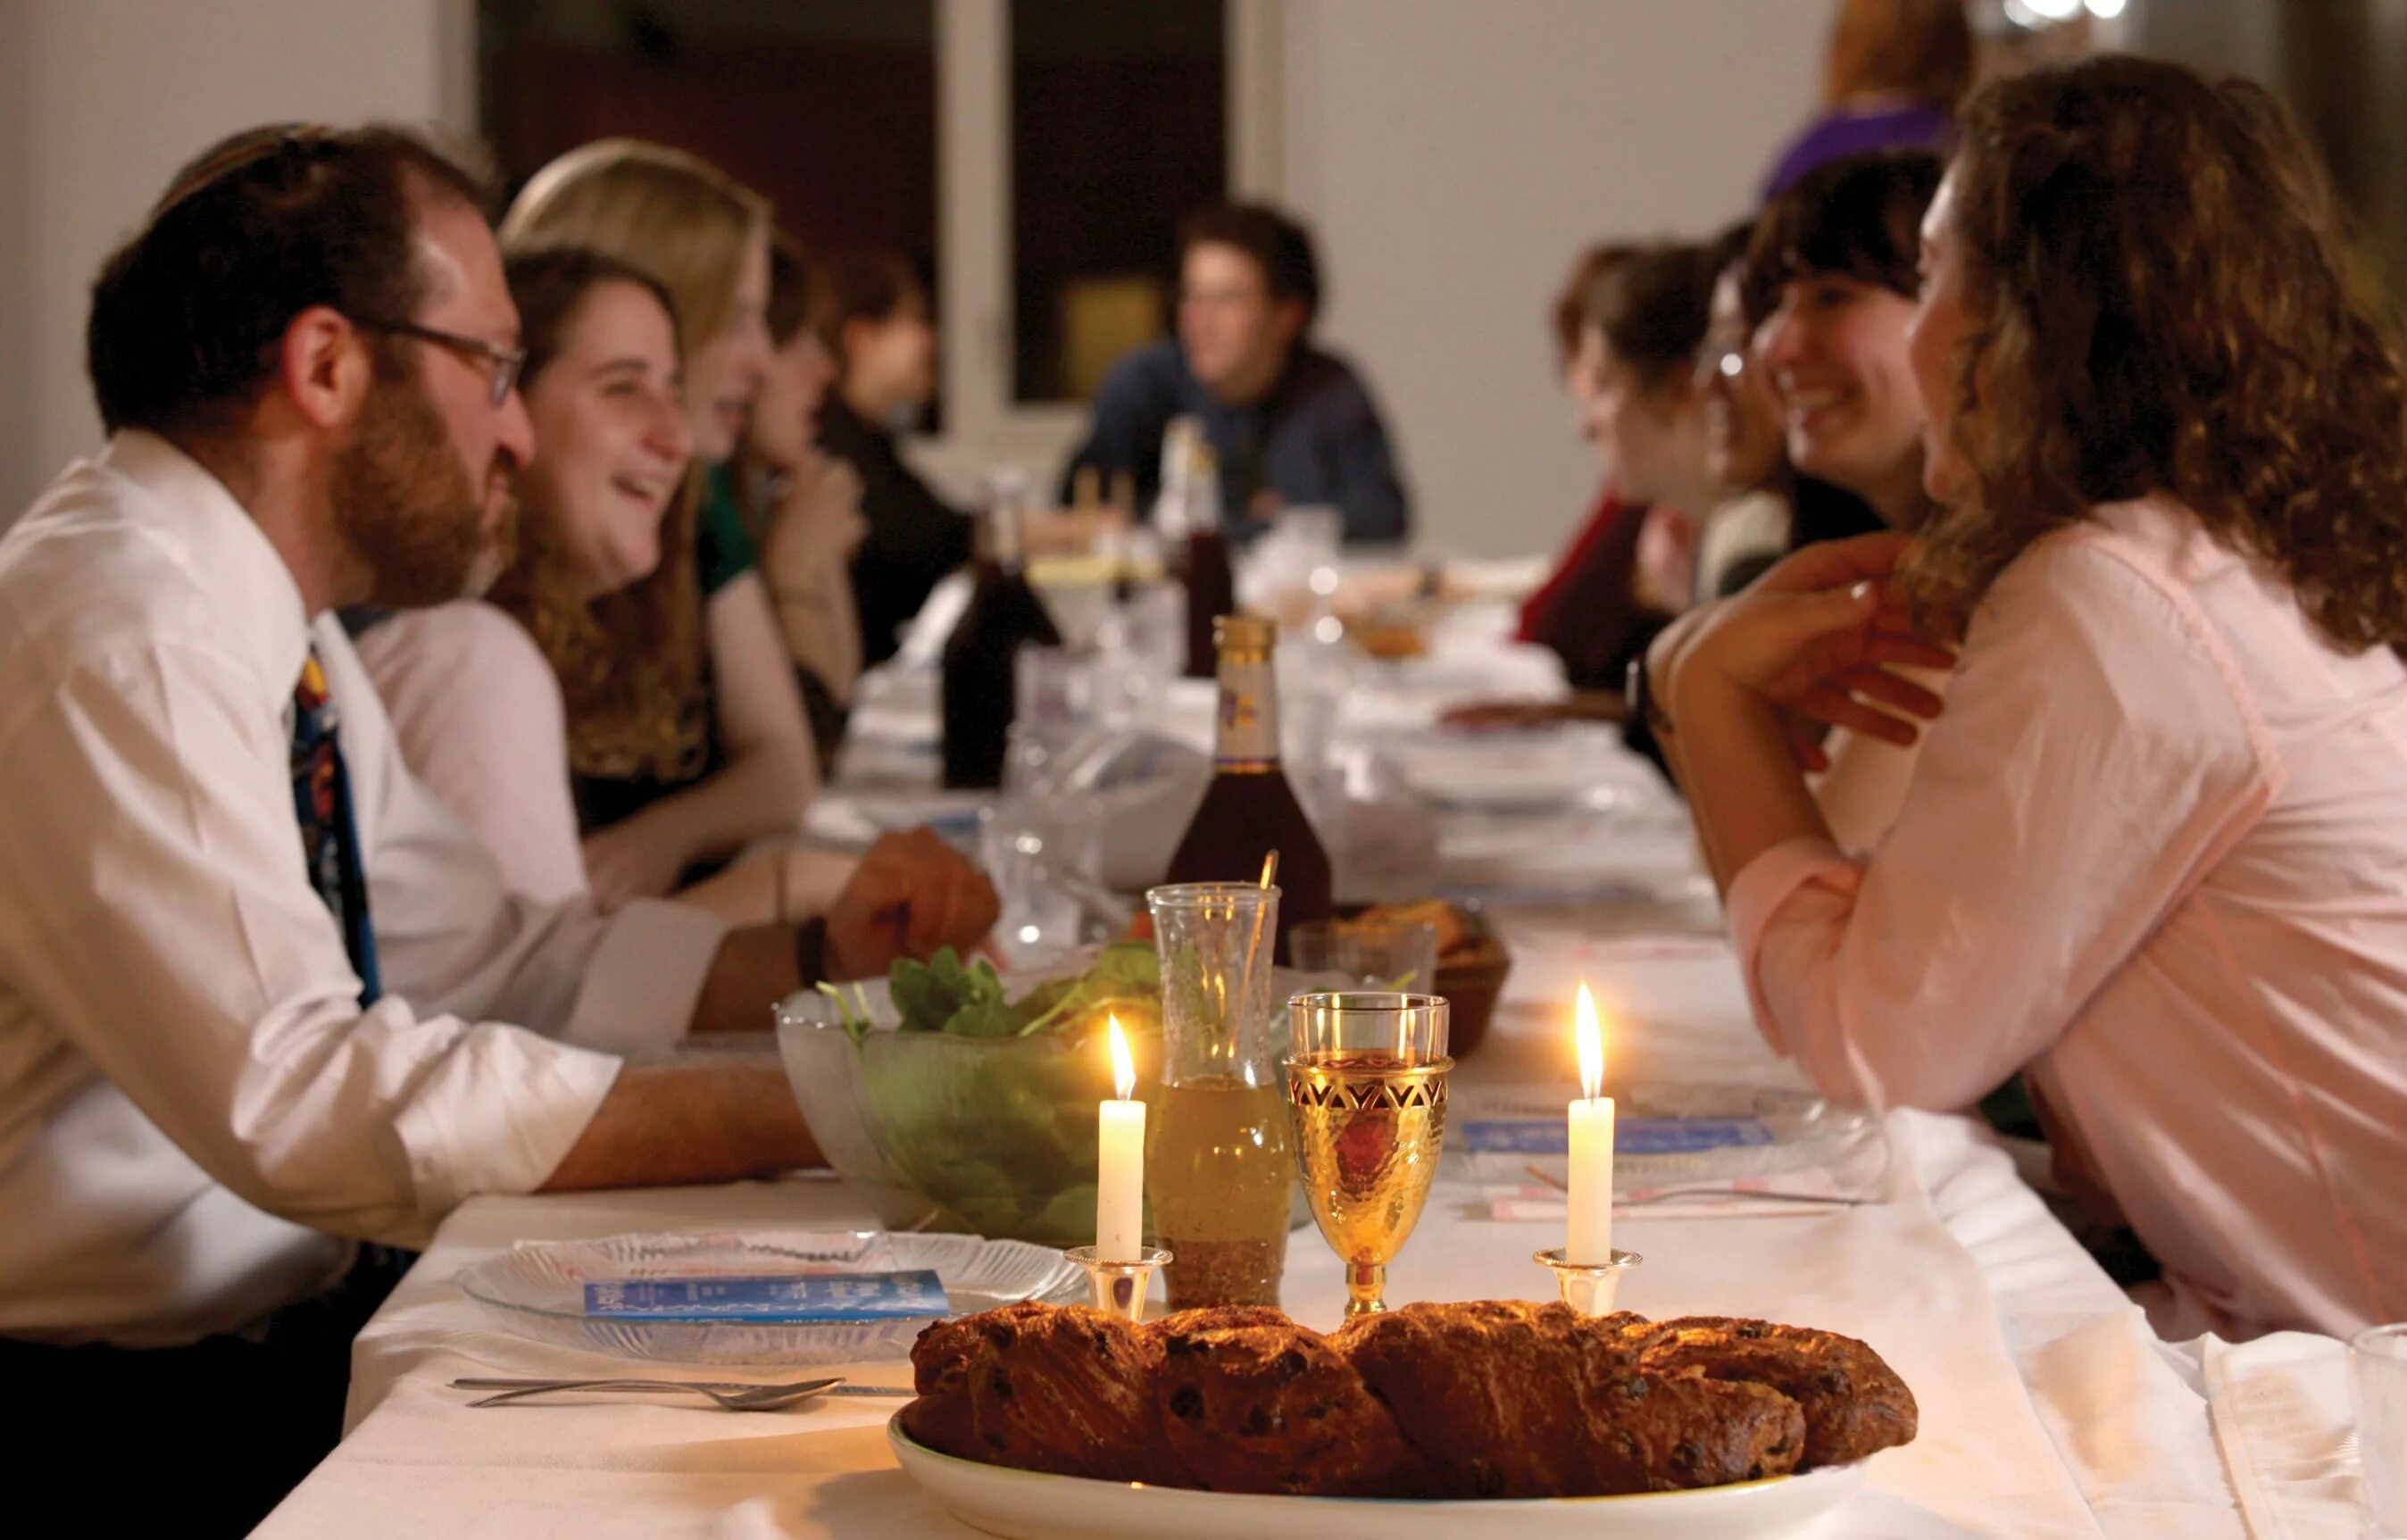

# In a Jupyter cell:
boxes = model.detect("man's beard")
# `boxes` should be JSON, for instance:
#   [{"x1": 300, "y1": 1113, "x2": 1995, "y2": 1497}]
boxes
[{"x1": 330, "y1": 367, "x2": 514, "y2": 608}]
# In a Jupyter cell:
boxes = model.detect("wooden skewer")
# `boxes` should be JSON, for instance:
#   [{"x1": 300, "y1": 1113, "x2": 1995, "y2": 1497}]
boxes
[{"x1": 1258, "y1": 850, "x2": 1279, "y2": 890}]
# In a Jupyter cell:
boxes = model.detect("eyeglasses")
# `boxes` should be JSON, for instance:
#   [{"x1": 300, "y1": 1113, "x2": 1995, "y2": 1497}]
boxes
[{"x1": 353, "y1": 317, "x2": 526, "y2": 407}]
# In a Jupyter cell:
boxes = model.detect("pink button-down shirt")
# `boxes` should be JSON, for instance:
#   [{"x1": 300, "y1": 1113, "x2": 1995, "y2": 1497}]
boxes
[{"x1": 1728, "y1": 495, "x2": 2407, "y2": 1341}]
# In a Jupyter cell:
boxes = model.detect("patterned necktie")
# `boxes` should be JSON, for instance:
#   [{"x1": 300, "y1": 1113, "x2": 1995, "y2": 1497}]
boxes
[{"x1": 290, "y1": 649, "x2": 381, "y2": 1005}]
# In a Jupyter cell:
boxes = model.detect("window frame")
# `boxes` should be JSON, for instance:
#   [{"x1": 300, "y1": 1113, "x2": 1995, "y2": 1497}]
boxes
[{"x1": 929, "y1": 0, "x2": 1280, "y2": 475}]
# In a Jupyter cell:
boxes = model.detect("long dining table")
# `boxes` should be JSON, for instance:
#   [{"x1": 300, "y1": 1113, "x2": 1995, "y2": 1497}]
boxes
[{"x1": 254, "y1": 596, "x2": 2295, "y2": 1539}]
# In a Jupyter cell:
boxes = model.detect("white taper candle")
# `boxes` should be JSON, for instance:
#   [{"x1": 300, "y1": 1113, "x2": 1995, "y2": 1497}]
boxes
[{"x1": 1096, "y1": 1016, "x2": 1146, "y2": 1263}]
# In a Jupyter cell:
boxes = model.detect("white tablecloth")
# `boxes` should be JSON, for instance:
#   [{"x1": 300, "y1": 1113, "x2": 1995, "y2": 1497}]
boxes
[
  {"x1": 257, "y1": 938, "x2": 2246, "y2": 1539},
  {"x1": 259, "y1": 613, "x2": 2269, "y2": 1538}
]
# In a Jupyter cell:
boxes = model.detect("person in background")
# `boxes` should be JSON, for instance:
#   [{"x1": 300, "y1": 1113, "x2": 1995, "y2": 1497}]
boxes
[
  {"x1": 1746, "y1": 152, "x2": 1943, "y2": 540},
  {"x1": 1761, "y1": 0, "x2": 1970, "y2": 200},
  {"x1": 1652, "y1": 55, "x2": 2407, "y2": 1341},
  {"x1": 0, "y1": 123, "x2": 995, "y2": 1535},
  {"x1": 1066, "y1": 201, "x2": 1410, "y2": 545},
  {"x1": 812, "y1": 247, "x2": 970, "y2": 669},
  {"x1": 496, "y1": 140, "x2": 820, "y2": 910},
  {"x1": 1501, "y1": 243, "x2": 1643, "y2": 695},
  {"x1": 1455, "y1": 241, "x2": 1715, "y2": 737},
  {"x1": 740, "y1": 236, "x2": 865, "y2": 771},
  {"x1": 1690, "y1": 217, "x2": 1885, "y2": 603},
  {"x1": 1709, "y1": 150, "x2": 1945, "y2": 849}
]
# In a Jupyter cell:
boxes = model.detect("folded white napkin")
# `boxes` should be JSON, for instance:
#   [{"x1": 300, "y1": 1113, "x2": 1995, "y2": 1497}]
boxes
[{"x1": 2201, "y1": 1331, "x2": 2363, "y2": 1540}]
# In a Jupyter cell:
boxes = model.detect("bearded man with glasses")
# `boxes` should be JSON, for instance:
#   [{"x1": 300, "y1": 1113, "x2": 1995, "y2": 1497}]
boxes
[{"x1": 0, "y1": 123, "x2": 995, "y2": 1536}]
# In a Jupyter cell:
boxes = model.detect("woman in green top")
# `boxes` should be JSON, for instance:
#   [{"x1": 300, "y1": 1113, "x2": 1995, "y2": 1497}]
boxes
[{"x1": 496, "y1": 140, "x2": 820, "y2": 910}]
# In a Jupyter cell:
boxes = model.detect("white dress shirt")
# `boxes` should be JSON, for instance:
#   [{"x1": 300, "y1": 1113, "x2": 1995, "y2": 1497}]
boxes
[{"x1": 0, "y1": 433, "x2": 729, "y2": 1346}]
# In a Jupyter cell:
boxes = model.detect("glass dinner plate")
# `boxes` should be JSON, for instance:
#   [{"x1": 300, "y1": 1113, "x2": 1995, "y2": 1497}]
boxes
[
  {"x1": 888, "y1": 1419, "x2": 1869, "y2": 1540},
  {"x1": 1449, "y1": 1083, "x2": 1890, "y2": 1196},
  {"x1": 454, "y1": 1230, "x2": 1084, "y2": 1366}
]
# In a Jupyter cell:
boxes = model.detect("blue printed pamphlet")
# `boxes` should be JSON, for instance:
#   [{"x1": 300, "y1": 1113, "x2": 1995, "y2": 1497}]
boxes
[
  {"x1": 583, "y1": 1269, "x2": 950, "y2": 1322},
  {"x1": 1461, "y1": 1116, "x2": 1776, "y2": 1157}
]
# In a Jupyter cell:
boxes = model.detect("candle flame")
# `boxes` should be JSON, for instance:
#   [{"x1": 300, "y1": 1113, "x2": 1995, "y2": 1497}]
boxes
[
  {"x1": 1575, "y1": 985, "x2": 1605, "y2": 1101},
  {"x1": 1107, "y1": 1014, "x2": 1136, "y2": 1101}
]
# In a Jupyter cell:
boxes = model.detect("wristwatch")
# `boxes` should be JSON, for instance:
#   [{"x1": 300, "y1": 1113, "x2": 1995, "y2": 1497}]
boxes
[{"x1": 1623, "y1": 652, "x2": 1675, "y2": 740}]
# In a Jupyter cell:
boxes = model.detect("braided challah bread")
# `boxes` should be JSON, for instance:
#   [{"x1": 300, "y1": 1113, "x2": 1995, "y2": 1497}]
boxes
[{"x1": 899, "y1": 1298, "x2": 1915, "y2": 1498}]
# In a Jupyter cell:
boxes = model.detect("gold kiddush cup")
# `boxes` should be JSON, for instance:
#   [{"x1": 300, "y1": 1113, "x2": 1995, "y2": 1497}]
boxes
[{"x1": 1284, "y1": 992, "x2": 1451, "y2": 1317}]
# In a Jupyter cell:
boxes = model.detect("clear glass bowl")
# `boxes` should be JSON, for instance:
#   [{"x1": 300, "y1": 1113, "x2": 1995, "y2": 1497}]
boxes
[
  {"x1": 777, "y1": 978, "x2": 1156, "y2": 1247},
  {"x1": 777, "y1": 957, "x2": 1337, "y2": 1246}
]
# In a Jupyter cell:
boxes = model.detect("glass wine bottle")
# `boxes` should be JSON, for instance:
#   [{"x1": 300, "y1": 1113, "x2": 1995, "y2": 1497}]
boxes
[
  {"x1": 1178, "y1": 441, "x2": 1235, "y2": 680},
  {"x1": 1163, "y1": 614, "x2": 1333, "y2": 961},
  {"x1": 940, "y1": 472, "x2": 1062, "y2": 789}
]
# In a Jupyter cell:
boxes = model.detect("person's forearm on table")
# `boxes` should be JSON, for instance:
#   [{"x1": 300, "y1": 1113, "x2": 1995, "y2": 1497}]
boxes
[
  {"x1": 541, "y1": 1057, "x2": 822, "y2": 1191},
  {"x1": 684, "y1": 920, "x2": 820, "y2": 1036},
  {"x1": 1665, "y1": 663, "x2": 1834, "y2": 897}
]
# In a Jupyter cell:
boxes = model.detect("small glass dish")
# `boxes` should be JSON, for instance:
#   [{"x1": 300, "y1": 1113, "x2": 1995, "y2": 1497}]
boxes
[{"x1": 454, "y1": 1230, "x2": 1085, "y2": 1366}]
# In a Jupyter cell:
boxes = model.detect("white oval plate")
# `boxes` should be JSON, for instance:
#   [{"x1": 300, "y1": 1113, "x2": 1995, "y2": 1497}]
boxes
[
  {"x1": 889, "y1": 1419, "x2": 1867, "y2": 1540},
  {"x1": 454, "y1": 1230, "x2": 1084, "y2": 1366}
]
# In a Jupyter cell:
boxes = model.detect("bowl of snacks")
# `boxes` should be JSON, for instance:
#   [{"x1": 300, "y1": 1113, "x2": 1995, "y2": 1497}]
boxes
[
  {"x1": 777, "y1": 945, "x2": 1168, "y2": 1246},
  {"x1": 1345, "y1": 901, "x2": 1512, "y2": 1057}
]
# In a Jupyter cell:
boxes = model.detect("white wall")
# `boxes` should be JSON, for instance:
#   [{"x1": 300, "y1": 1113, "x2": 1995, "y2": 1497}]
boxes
[
  {"x1": 0, "y1": 0, "x2": 1823, "y2": 564},
  {"x1": 0, "y1": 0, "x2": 458, "y2": 523},
  {"x1": 1272, "y1": 0, "x2": 1827, "y2": 559}
]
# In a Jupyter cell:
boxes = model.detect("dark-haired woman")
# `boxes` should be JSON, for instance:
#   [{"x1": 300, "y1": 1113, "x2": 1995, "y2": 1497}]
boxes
[
  {"x1": 1689, "y1": 219, "x2": 1885, "y2": 604},
  {"x1": 738, "y1": 236, "x2": 865, "y2": 771},
  {"x1": 1656, "y1": 56, "x2": 2407, "y2": 1340},
  {"x1": 812, "y1": 248, "x2": 972, "y2": 667}
]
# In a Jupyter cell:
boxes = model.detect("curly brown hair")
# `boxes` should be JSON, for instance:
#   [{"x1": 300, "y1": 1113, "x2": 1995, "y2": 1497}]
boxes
[
  {"x1": 1909, "y1": 54, "x2": 2407, "y2": 652},
  {"x1": 486, "y1": 248, "x2": 709, "y2": 783}
]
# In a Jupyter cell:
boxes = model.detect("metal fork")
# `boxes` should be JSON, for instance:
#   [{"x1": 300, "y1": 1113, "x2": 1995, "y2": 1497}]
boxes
[
  {"x1": 1520, "y1": 1163, "x2": 1872, "y2": 1207},
  {"x1": 454, "y1": 1375, "x2": 855, "y2": 1411}
]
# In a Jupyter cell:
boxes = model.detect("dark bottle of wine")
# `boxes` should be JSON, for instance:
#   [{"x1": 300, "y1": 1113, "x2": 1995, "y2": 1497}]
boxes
[
  {"x1": 1176, "y1": 440, "x2": 1235, "y2": 679},
  {"x1": 1164, "y1": 614, "x2": 1333, "y2": 962},
  {"x1": 941, "y1": 476, "x2": 1062, "y2": 789}
]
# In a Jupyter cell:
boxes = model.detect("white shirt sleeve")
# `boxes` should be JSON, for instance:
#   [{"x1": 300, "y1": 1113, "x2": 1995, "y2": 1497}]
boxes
[
  {"x1": 320, "y1": 619, "x2": 725, "y2": 1056},
  {"x1": 1724, "y1": 535, "x2": 2271, "y2": 1111},
  {"x1": 352, "y1": 603, "x2": 590, "y2": 905},
  {"x1": 0, "y1": 631, "x2": 619, "y2": 1235}
]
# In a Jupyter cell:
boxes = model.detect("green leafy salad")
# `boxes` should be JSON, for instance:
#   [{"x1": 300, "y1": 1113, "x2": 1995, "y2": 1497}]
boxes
[
  {"x1": 817, "y1": 941, "x2": 1162, "y2": 1042},
  {"x1": 819, "y1": 944, "x2": 1164, "y2": 1245}
]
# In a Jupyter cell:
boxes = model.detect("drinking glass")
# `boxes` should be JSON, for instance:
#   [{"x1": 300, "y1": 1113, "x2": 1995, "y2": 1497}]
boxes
[
  {"x1": 1290, "y1": 917, "x2": 1440, "y2": 991},
  {"x1": 2356, "y1": 1323, "x2": 2407, "y2": 1538},
  {"x1": 1145, "y1": 882, "x2": 1291, "y2": 1309},
  {"x1": 1284, "y1": 991, "x2": 1450, "y2": 1317},
  {"x1": 979, "y1": 797, "x2": 1100, "y2": 967},
  {"x1": 1015, "y1": 645, "x2": 1099, "y2": 733}
]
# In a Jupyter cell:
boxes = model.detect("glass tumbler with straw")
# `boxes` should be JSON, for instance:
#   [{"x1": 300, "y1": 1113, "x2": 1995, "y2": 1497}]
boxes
[
  {"x1": 1144, "y1": 879, "x2": 1292, "y2": 1309},
  {"x1": 1284, "y1": 992, "x2": 1451, "y2": 1317}
]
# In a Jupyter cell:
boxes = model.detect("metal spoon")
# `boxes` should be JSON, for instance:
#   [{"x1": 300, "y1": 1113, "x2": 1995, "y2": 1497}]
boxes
[{"x1": 454, "y1": 1375, "x2": 853, "y2": 1411}]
